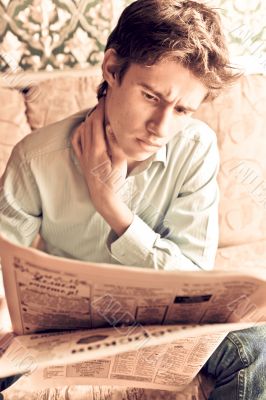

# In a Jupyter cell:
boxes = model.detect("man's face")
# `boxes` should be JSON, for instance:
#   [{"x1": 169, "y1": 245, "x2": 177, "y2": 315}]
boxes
[{"x1": 105, "y1": 58, "x2": 207, "y2": 165}]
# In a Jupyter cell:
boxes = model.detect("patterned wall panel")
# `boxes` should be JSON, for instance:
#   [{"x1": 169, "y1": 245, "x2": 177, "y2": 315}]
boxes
[
  {"x1": 0, "y1": 0, "x2": 265, "y2": 73},
  {"x1": 0, "y1": 0, "x2": 114, "y2": 72},
  {"x1": 209, "y1": 0, "x2": 266, "y2": 71}
]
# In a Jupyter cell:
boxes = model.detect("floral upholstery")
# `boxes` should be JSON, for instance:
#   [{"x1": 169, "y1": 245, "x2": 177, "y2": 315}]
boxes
[
  {"x1": 0, "y1": 87, "x2": 31, "y2": 176},
  {"x1": 25, "y1": 74, "x2": 101, "y2": 130},
  {"x1": 194, "y1": 75, "x2": 266, "y2": 247}
]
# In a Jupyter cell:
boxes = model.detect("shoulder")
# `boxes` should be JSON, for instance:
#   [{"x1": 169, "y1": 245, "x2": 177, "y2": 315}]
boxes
[
  {"x1": 168, "y1": 117, "x2": 218, "y2": 158},
  {"x1": 12, "y1": 108, "x2": 91, "y2": 164},
  {"x1": 166, "y1": 117, "x2": 219, "y2": 174},
  {"x1": 173, "y1": 117, "x2": 217, "y2": 149}
]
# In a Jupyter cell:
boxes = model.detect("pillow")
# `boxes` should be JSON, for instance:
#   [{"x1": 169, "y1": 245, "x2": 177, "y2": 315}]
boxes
[
  {"x1": 0, "y1": 87, "x2": 31, "y2": 177},
  {"x1": 25, "y1": 75, "x2": 101, "y2": 131},
  {"x1": 194, "y1": 75, "x2": 266, "y2": 247}
]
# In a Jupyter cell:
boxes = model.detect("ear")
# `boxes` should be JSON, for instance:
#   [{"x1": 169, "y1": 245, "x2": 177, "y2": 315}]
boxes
[{"x1": 102, "y1": 48, "x2": 120, "y2": 87}]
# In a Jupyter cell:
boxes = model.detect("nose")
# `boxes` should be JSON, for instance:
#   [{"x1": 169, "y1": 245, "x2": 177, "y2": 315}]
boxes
[{"x1": 146, "y1": 108, "x2": 172, "y2": 139}]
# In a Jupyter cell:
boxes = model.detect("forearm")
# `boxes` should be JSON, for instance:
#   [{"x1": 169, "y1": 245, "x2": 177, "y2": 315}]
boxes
[
  {"x1": 107, "y1": 214, "x2": 218, "y2": 271},
  {"x1": 96, "y1": 196, "x2": 134, "y2": 237}
]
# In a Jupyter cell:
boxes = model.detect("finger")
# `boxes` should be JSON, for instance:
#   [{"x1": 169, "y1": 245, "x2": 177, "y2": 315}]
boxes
[
  {"x1": 81, "y1": 118, "x2": 92, "y2": 154},
  {"x1": 80, "y1": 123, "x2": 86, "y2": 153},
  {"x1": 71, "y1": 123, "x2": 83, "y2": 158},
  {"x1": 80, "y1": 104, "x2": 98, "y2": 153},
  {"x1": 90, "y1": 100, "x2": 109, "y2": 158},
  {"x1": 105, "y1": 125, "x2": 125, "y2": 165},
  {"x1": 105, "y1": 125, "x2": 115, "y2": 158}
]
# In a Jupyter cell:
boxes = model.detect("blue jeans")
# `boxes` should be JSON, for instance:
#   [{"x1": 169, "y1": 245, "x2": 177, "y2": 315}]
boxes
[
  {"x1": 0, "y1": 374, "x2": 22, "y2": 397},
  {"x1": 204, "y1": 324, "x2": 266, "y2": 399}
]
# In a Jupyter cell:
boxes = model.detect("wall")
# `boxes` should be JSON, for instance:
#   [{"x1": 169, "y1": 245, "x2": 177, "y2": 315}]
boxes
[{"x1": 0, "y1": 0, "x2": 265, "y2": 73}]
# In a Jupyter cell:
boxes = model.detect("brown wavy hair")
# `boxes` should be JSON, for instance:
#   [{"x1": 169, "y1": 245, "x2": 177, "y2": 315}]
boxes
[{"x1": 97, "y1": 0, "x2": 240, "y2": 102}]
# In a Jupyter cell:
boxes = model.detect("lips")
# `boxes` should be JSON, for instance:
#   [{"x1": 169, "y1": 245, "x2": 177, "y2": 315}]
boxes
[{"x1": 137, "y1": 138, "x2": 161, "y2": 148}]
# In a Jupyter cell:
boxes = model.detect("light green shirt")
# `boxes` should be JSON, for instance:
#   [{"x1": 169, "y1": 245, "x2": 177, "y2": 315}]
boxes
[{"x1": 0, "y1": 109, "x2": 219, "y2": 271}]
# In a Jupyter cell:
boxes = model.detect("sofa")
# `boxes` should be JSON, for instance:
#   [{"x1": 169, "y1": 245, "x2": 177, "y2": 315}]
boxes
[{"x1": 0, "y1": 70, "x2": 266, "y2": 399}]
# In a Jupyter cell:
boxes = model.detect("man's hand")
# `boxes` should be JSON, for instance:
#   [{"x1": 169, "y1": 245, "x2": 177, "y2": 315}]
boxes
[{"x1": 71, "y1": 99, "x2": 134, "y2": 237}]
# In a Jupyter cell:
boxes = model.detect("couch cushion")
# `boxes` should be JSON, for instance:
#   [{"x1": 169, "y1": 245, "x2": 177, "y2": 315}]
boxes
[
  {"x1": 25, "y1": 75, "x2": 101, "y2": 130},
  {"x1": 0, "y1": 87, "x2": 31, "y2": 177},
  {"x1": 194, "y1": 75, "x2": 266, "y2": 247}
]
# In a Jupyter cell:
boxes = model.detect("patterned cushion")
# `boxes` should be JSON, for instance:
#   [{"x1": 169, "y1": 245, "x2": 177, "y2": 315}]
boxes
[
  {"x1": 0, "y1": 87, "x2": 31, "y2": 177},
  {"x1": 25, "y1": 75, "x2": 101, "y2": 130},
  {"x1": 194, "y1": 75, "x2": 266, "y2": 247}
]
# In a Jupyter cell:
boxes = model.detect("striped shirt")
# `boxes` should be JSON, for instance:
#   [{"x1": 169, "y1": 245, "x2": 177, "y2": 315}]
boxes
[{"x1": 0, "y1": 109, "x2": 219, "y2": 271}]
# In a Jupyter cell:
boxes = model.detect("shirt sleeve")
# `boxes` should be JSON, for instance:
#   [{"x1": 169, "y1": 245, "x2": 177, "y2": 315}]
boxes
[
  {"x1": 106, "y1": 136, "x2": 219, "y2": 271},
  {"x1": 0, "y1": 142, "x2": 42, "y2": 246}
]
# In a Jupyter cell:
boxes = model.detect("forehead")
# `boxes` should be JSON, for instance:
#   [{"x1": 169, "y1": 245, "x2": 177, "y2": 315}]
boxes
[{"x1": 123, "y1": 60, "x2": 207, "y2": 107}]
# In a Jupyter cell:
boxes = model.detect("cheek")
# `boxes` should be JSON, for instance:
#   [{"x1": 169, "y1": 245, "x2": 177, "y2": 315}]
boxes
[
  {"x1": 116, "y1": 104, "x2": 141, "y2": 132},
  {"x1": 109, "y1": 105, "x2": 133, "y2": 144}
]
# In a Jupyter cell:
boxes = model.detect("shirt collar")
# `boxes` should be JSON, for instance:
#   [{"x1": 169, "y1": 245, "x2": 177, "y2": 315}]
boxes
[
  {"x1": 128, "y1": 145, "x2": 167, "y2": 176},
  {"x1": 153, "y1": 144, "x2": 167, "y2": 165}
]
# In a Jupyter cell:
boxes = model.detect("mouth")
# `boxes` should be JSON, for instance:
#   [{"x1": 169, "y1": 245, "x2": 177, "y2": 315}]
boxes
[{"x1": 137, "y1": 138, "x2": 161, "y2": 150}]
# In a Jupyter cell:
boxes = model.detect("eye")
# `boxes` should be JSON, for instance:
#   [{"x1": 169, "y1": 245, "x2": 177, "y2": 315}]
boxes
[
  {"x1": 142, "y1": 92, "x2": 158, "y2": 103},
  {"x1": 175, "y1": 107, "x2": 188, "y2": 115}
]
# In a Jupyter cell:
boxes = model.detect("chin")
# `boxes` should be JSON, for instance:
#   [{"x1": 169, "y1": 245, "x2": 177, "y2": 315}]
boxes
[
  {"x1": 125, "y1": 149, "x2": 151, "y2": 160},
  {"x1": 122, "y1": 143, "x2": 155, "y2": 161},
  {"x1": 139, "y1": 153, "x2": 153, "y2": 160}
]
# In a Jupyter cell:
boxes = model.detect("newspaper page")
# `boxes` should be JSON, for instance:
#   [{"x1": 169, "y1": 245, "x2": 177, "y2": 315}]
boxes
[
  {"x1": 0, "y1": 322, "x2": 258, "y2": 391},
  {"x1": 0, "y1": 235, "x2": 266, "y2": 390},
  {"x1": 0, "y1": 235, "x2": 266, "y2": 335}
]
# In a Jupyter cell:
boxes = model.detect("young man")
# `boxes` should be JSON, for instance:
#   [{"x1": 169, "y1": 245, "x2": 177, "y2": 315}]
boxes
[{"x1": 0, "y1": 1, "x2": 265, "y2": 398}]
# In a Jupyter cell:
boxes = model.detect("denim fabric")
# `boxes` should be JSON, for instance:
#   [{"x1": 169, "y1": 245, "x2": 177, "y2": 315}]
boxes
[
  {"x1": 204, "y1": 325, "x2": 266, "y2": 400},
  {"x1": 0, "y1": 374, "x2": 22, "y2": 393}
]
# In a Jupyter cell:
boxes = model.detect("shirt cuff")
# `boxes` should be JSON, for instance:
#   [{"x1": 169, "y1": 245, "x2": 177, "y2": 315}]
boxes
[{"x1": 106, "y1": 214, "x2": 159, "y2": 267}]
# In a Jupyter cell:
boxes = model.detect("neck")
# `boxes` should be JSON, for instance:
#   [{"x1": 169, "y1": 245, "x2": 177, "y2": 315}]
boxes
[{"x1": 127, "y1": 159, "x2": 141, "y2": 176}]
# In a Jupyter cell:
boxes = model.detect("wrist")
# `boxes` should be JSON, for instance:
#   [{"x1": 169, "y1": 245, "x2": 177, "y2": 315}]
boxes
[{"x1": 96, "y1": 195, "x2": 133, "y2": 237}]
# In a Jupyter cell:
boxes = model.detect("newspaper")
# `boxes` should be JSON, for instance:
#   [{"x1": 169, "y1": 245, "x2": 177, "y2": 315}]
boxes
[{"x1": 0, "y1": 235, "x2": 265, "y2": 392}]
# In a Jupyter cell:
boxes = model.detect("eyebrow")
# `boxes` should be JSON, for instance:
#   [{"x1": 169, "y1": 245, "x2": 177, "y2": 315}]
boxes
[{"x1": 139, "y1": 82, "x2": 197, "y2": 113}]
